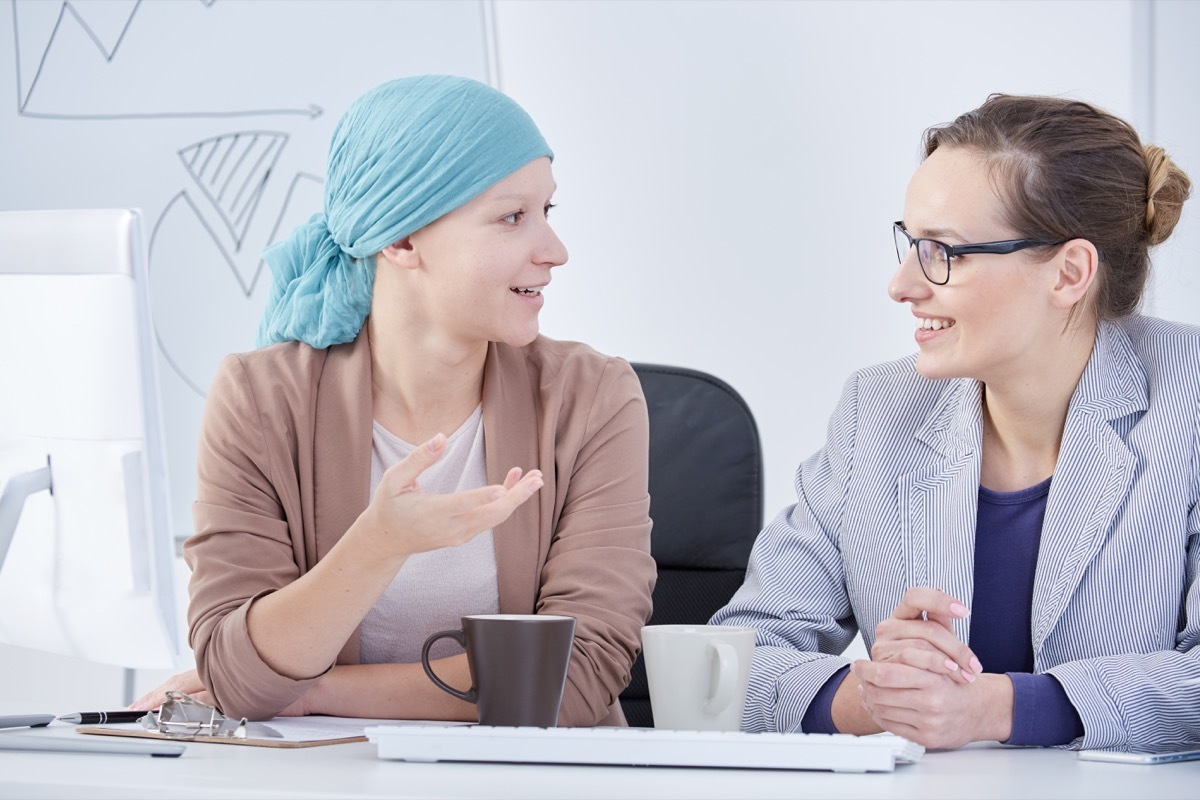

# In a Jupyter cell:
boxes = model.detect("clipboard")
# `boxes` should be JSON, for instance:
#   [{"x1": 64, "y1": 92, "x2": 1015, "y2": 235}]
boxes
[
  {"x1": 77, "y1": 716, "x2": 375, "y2": 748},
  {"x1": 72, "y1": 691, "x2": 467, "y2": 748}
]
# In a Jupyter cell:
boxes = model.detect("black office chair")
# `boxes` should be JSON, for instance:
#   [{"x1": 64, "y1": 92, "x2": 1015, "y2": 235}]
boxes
[{"x1": 620, "y1": 363, "x2": 764, "y2": 727}]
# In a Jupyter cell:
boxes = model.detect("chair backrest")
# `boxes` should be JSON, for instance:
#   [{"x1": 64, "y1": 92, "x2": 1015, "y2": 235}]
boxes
[{"x1": 620, "y1": 363, "x2": 763, "y2": 727}]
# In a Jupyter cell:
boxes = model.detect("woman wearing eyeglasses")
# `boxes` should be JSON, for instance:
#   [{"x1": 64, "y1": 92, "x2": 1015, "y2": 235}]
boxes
[{"x1": 713, "y1": 94, "x2": 1197, "y2": 750}]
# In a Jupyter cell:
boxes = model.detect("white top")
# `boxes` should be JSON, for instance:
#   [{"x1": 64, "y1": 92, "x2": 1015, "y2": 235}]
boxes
[{"x1": 359, "y1": 405, "x2": 500, "y2": 664}]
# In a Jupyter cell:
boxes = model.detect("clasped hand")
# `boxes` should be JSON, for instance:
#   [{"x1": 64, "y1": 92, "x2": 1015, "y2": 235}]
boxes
[{"x1": 852, "y1": 587, "x2": 1012, "y2": 749}]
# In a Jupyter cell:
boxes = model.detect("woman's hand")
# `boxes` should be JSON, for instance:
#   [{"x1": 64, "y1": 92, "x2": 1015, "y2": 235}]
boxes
[
  {"x1": 854, "y1": 587, "x2": 1012, "y2": 748},
  {"x1": 853, "y1": 660, "x2": 1014, "y2": 749},
  {"x1": 241, "y1": 433, "x2": 544, "y2": 684},
  {"x1": 871, "y1": 587, "x2": 982, "y2": 684},
  {"x1": 359, "y1": 433, "x2": 544, "y2": 564},
  {"x1": 128, "y1": 668, "x2": 214, "y2": 711}
]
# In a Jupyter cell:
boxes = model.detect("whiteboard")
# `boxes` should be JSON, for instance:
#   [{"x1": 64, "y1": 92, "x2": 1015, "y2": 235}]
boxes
[{"x1": 1, "y1": 0, "x2": 492, "y2": 540}]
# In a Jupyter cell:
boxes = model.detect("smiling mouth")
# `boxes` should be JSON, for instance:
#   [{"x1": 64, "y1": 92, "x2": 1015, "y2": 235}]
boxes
[
  {"x1": 510, "y1": 287, "x2": 542, "y2": 297},
  {"x1": 917, "y1": 317, "x2": 955, "y2": 331}
]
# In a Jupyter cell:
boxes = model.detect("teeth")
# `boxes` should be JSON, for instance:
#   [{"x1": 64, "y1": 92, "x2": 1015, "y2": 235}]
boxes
[{"x1": 917, "y1": 317, "x2": 954, "y2": 331}]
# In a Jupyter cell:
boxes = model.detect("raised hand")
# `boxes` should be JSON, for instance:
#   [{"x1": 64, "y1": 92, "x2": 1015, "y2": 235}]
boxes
[{"x1": 358, "y1": 433, "x2": 544, "y2": 564}]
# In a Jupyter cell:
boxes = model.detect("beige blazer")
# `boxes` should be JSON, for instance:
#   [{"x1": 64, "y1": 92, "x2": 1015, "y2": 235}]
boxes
[{"x1": 185, "y1": 329, "x2": 655, "y2": 724}]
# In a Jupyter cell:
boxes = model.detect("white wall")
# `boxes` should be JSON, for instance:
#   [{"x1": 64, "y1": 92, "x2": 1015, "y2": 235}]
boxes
[
  {"x1": 2, "y1": 0, "x2": 1197, "y2": 714},
  {"x1": 499, "y1": 0, "x2": 1199, "y2": 525}
]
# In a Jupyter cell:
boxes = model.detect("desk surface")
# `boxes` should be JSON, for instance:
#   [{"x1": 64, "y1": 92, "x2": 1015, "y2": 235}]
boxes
[{"x1": 1, "y1": 723, "x2": 1196, "y2": 799}]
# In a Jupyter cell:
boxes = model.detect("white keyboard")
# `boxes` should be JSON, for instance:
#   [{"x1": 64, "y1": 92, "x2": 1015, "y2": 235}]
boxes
[{"x1": 366, "y1": 724, "x2": 923, "y2": 773}]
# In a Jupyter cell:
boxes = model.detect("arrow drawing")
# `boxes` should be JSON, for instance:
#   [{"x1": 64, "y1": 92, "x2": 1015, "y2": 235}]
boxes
[{"x1": 11, "y1": 0, "x2": 323, "y2": 120}]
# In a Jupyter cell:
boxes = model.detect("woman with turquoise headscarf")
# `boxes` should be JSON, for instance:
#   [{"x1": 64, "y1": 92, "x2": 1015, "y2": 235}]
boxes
[{"x1": 134, "y1": 75, "x2": 655, "y2": 725}]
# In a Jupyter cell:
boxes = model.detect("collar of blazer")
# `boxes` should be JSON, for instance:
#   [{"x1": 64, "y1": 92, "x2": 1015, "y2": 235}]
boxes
[{"x1": 911, "y1": 319, "x2": 1148, "y2": 462}]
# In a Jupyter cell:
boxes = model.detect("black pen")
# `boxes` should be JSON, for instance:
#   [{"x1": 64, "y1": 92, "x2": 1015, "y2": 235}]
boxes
[{"x1": 58, "y1": 710, "x2": 149, "y2": 725}]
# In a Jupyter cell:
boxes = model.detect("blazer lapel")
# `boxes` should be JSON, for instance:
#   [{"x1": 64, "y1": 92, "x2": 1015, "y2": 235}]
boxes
[
  {"x1": 898, "y1": 379, "x2": 983, "y2": 644},
  {"x1": 1032, "y1": 322, "x2": 1145, "y2": 658},
  {"x1": 312, "y1": 328, "x2": 374, "y2": 662},
  {"x1": 482, "y1": 343, "x2": 542, "y2": 614}
]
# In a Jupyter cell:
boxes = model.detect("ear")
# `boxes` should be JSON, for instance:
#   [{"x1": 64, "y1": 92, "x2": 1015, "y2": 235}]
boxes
[
  {"x1": 1049, "y1": 239, "x2": 1099, "y2": 310},
  {"x1": 376, "y1": 236, "x2": 419, "y2": 269}
]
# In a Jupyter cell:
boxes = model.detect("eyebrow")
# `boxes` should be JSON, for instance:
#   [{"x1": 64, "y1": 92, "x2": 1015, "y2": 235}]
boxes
[{"x1": 485, "y1": 185, "x2": 559, "y2": 204}]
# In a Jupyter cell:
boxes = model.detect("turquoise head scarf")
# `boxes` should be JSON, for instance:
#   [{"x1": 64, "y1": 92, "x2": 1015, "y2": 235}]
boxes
[{"x1": 256, "y1": 75, "x2": 553, "y2": 349}]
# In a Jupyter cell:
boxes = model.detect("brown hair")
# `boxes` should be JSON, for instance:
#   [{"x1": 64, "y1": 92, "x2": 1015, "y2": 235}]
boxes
[{"x1": 922, "y1": 94, "x2": 1191, "y2": 320}]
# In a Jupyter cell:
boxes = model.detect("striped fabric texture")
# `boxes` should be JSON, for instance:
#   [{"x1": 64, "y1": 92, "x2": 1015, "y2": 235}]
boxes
[{"x1": 711, "y1": 315, "x2": 1200, "y2": 749}]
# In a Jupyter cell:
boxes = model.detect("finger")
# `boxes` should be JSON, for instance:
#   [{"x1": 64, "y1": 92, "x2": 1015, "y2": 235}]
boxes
[
  {"x1": 892, "y1": 587, "x2": 971, "y2": 629},
  {"x1": 861, "y1": 699, "x2": 926, "y2": 738},
  {"x1": 380, "y1": 434, "x2": 447, "y2": 489},
  {"x1": 502, "y1": 467, "x2": 523, "y2": 491},
  {"x1": 416, "y1": 472, "x2": 543, "y2": 518},
  {"x1": 129, "y1": 670, "x2": 203, "y2": 710},
  {"x1": 874, "y1": 619, "x2": 982, "y2": 677},
  {"x1": 854, "y1": 659, "x2": 943, "y2": 692},
  {"x1": 451, "y1": 471, "x2": 544, "y2": 532},
  {"x1": 871, "y1": 644, "x2": 973, "y2": 684},
  {"x1": 128, "y1": 692, "x2": 162, "y2": 711}
]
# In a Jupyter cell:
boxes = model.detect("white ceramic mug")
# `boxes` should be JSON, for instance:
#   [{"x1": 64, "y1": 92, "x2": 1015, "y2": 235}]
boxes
[{"x1": 640, "y1": 624, "x2": 756, "y2": 731}]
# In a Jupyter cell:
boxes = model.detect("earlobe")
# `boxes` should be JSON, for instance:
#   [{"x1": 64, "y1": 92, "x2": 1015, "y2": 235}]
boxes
[{"x1": 1050, "y1": 239, "x2": 1099, "y2": 309}]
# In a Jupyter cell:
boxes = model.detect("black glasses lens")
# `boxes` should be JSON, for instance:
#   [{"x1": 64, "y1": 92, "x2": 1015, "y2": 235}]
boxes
[{"x1": 917, "y1": 240, "x2": 950, "y2": 284}]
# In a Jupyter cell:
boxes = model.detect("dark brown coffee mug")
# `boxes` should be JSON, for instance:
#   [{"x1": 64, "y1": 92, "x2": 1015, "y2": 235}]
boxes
[{"x1": 421, "y1": 614, "x2": 576, "y2": 727}]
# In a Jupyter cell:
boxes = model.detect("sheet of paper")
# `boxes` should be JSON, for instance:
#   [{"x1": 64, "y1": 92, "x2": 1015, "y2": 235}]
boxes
[{"x1": 263, "y1": 716, "x2": 468, "y2": 742}]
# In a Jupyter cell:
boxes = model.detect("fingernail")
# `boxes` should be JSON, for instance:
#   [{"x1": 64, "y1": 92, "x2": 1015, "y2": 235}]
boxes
[
  {"x1": 856, "y1": 684, "x2": 864, "y2": 695},
  {"x1": 950, "y1": 602, "x2": 970, "y2": 618},
  {"x1": 944, "y1": 659, "x2": 959, "y2": 671},
  {"x1": 970, "y1": 657, "x2": 983, "y2": 674},
  {"x1": 426, "y1": 434, "x2": 445, "y2": 453},
  {"x1": 491, "y1": 489, "x2": 506, "y2": 501},
  {"x1": 964, "y1": 671, "x2": 977, "y2": 683}
]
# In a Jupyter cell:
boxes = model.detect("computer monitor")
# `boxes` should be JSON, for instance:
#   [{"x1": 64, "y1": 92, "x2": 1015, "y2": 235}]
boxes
[{"x1": 0, "y1": 208, "x2": 185, "y2": 669}]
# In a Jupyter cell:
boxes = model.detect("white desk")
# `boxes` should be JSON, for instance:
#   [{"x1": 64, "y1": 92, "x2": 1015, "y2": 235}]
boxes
[{"x1": 1, "y1": 723, "x2": 1196, "y2": 799}]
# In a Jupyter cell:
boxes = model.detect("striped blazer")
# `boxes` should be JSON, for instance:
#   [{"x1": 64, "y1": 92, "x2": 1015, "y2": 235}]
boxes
[{"x1": 712, "y1": 315, "x2": 1200, "y2": 748}]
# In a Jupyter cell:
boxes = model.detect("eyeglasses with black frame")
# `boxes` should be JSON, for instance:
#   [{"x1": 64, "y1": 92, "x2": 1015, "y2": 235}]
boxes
[{"x1": 892, "y1": 221, "x2": 1065, "y2": 285}]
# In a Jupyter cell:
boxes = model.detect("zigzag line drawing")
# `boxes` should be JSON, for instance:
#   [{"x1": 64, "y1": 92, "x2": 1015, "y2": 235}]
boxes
[{"x1": 11, "y1": 0, "x2": 322, "y2": 120}]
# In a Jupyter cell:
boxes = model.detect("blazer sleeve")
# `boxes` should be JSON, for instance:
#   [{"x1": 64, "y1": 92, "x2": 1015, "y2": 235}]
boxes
[
  {"x1": 184, "y1": 354, "x2": 325, "y2": 719},
  {"x1": 537, "y1": 358, "x2": 656, "y2": 726},
  {"x1": 710, "y1": 371, "x2": 864, "y2": 733}
]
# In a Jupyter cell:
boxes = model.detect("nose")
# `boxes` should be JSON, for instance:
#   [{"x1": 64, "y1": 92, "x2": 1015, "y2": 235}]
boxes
[
  {"x1": 887, "y1": 244, "x2": 930, "y2": 305},
  {"x1": 537, "y1": 218, "x2": 568, "y2": 268}
]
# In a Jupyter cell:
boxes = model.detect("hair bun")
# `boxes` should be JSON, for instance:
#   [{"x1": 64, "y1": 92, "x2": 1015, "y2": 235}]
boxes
[{"x1": 1144, "y1": 144, "x2": 1192, "y2": 246}]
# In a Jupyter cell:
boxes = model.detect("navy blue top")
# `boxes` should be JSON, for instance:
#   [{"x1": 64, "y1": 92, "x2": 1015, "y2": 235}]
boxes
[{"x1": 802, "y1": 477, "x2": 1084, "y2": 745}]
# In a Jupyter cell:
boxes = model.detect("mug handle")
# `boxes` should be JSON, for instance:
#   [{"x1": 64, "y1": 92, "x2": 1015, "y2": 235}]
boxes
[
  {"x1": 703, "y1": 640, "x2": 738, "y2": 715},
  {"x1": 421, "y1": 629, "x2": 477, "y2": 704}
]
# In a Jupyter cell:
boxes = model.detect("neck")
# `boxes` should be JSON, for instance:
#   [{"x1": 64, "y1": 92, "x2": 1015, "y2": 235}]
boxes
[
  {"x1": 979, "y1": 320, "x2": 1097, "y2": 491},
  {"x1": 366, "y1": 315, "x2": 487, "y2": 445}
]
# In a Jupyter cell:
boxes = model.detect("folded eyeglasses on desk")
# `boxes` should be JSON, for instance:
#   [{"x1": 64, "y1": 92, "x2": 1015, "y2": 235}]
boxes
[{"x1": 366, "y1": 724, "x2": 923, "y2": 773}]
